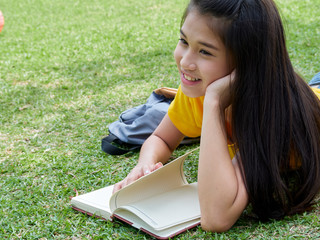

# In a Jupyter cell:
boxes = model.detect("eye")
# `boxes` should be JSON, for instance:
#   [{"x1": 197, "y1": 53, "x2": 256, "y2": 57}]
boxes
[
  {"x1": 179, "y1": 38, "x2": 188, "y2": 45},
  {"x1": 200, "y1": 49, "x2": 213, "y2": 56}
]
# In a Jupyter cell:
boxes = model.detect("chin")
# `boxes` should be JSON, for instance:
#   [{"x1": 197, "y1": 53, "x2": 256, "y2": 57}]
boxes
[{"x1": 181, "y1": 85, "x2": 204, "y2": 98}]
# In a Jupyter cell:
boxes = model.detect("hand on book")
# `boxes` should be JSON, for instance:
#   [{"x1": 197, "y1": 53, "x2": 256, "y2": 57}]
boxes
[
  {"x1": 113, "y1": 162, "x2": 163, "y2": 193},
  {"x1": 71, "y1": 150, "x2": 201, "y2": 239}
]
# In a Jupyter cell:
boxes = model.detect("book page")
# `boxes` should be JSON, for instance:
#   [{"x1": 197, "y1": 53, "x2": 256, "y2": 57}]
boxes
[
  {"x1": 113, "y1": 182, "x2": 200, "y2": 231},
  {"x1": 114, "y1": 210, "x2": 200, "y2": 239},
  {"x1": 71, "y1": 185, "x2": 114, "y2": 220},
  {"x1": 110, "y1": 149, "x2": 198, "y2": 212}
]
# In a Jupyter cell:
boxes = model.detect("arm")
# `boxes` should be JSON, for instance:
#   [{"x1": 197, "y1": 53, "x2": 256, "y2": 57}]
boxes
[
  {"x1": 198, "y1": 73, "x2": 249, "y2": 232},
  {"x1": 113, "y1": 114, "x2": 185, "y2": 192}
]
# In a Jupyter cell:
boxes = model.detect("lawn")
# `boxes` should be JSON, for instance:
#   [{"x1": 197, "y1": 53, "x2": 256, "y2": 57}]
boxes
[{"x1": 0, "y1": 0, "x2": 319, "y2": 239}]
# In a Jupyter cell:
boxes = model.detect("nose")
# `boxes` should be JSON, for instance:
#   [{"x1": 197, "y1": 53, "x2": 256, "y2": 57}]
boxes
[{"x1": 180, "y1": 50, "x2": 196, "y2": 71}]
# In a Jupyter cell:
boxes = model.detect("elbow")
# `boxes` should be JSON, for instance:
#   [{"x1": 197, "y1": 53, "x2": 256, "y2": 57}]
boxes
[{"x1": 200, "y1": 217, "x2": 234, "y2": 233}]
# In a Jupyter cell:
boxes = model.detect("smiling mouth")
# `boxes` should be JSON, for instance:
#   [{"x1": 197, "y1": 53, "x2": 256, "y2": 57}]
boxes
[{"x1": 183, "y1": 73, "x2": 201, "y2": 82}]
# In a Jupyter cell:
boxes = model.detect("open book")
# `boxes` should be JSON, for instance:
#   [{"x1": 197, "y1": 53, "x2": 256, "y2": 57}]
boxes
[{"x1": 71, "y1": 149, "x2": 200, "y2": 239}]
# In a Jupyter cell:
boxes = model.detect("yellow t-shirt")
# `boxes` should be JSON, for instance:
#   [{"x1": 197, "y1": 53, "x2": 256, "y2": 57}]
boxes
[
  {"x1": 168, "y1": 86, "x2": 320, "y2": 160},
  {"x1": 168, "y1": 86, "x2": 204, "y2": 138},
  {"x1": 312, "y1": 87, "x2": 320, "y2": 99},
  {"x1": 168, "y1": 86, "x2": 236, "y2": 158}
]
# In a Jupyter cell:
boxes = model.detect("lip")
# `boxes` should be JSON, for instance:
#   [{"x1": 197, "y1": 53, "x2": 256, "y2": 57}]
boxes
[{"x1": 180, "y1": 71, "x2": 201, "y2": 86}]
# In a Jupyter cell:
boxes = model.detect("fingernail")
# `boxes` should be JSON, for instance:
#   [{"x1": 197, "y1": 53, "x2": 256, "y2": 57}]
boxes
[{"x1": 145, "y1": 170, "x2": 150, "y2": 175}]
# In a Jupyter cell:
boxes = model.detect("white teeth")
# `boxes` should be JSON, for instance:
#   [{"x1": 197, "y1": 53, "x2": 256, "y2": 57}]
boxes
[{"x1": 183, "y1": 73, "x2": 199, "y2": 81}]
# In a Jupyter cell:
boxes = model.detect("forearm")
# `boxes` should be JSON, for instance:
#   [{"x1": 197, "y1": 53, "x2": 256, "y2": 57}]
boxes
[
  {"x1": 113, "y1": 114, "x2": 184, "y2": 192},
  {"x1": 137, "y1": 114, "x2": 184, "y2": 166},
  {"x1": 137, "y1": 134, "x2": 174, "y2": 166},
  {"x1": 198, "y1": 100, "x2": 245, "y2": 232}
]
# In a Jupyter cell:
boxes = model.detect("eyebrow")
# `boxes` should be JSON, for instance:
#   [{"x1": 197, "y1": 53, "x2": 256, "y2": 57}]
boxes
[{"x1": 180, "y1": 29, "x2": 220, "y2": 51}]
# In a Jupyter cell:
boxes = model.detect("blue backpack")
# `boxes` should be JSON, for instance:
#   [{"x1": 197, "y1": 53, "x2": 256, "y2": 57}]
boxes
[{"x1": 101, "y1": 88, "x2": 200, "y2": 155}]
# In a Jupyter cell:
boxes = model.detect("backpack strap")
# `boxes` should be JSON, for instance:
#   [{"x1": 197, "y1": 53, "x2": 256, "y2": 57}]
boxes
[
  {"x1": 101, "y1": 134, "x2": 141, "y2": 155},
  {"x1": 153, "y1": 87, "x2": 177, "y2": 99}
]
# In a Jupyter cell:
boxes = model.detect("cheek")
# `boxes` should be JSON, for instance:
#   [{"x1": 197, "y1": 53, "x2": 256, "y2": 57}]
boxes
[
  {"x1": 173, "y1": 45, "x2": 182, "y2": 65},
  {"x1": 206, "y1": 61, "x2": 231, "y2": 80}
]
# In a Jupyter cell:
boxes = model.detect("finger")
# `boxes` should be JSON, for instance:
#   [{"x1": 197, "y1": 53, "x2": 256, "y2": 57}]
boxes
[
  {"x1": 121, "y1": 178, "x2": 130, "y2": 189},
  {"x1": 230, "y1": 70, "x2": 236, "y2": 82},
  {"x1": 124, "y1": 169, "x2": 143, "y2": 186},
  {"x1": 113, "y1": 180, "x2": 123, "y2": 193},
  {"x1": 143, "y1": 166, "x2": 152, "y2": 175},
  {"x1": 153, "y1": 162, "x2": 163, "y2": 171}
]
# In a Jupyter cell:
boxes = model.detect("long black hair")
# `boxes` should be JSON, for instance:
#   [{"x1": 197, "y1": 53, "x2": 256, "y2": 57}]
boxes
[{"x1": 183, "y1": 0, "x2": 320, "y2": 221}]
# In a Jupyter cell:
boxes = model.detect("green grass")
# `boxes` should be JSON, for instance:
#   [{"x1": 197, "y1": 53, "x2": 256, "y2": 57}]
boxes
[{"x1": 0, "y1": 0, "x2": 319, "y2": 239}]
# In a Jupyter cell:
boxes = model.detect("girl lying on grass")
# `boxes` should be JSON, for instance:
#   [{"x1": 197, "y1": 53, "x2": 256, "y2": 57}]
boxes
[{"x1": 114, "y1": 0, "x2": 320, "y2": 232}]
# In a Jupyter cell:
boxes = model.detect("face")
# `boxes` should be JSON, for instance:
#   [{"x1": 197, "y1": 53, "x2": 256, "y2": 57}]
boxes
[{"x1": 174, "y1": 9, "x2": 232, "y2": 98}]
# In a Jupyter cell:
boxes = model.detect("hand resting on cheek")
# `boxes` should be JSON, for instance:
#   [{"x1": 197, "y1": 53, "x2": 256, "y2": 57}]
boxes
[{"x1": 204, "y1": 70, "x2": 236, "y2": 110}]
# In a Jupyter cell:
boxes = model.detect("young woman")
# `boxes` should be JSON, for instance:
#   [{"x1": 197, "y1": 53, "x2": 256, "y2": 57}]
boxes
[{"x1": 114, "y1": 0, "x2": 320, "y2": 232}]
